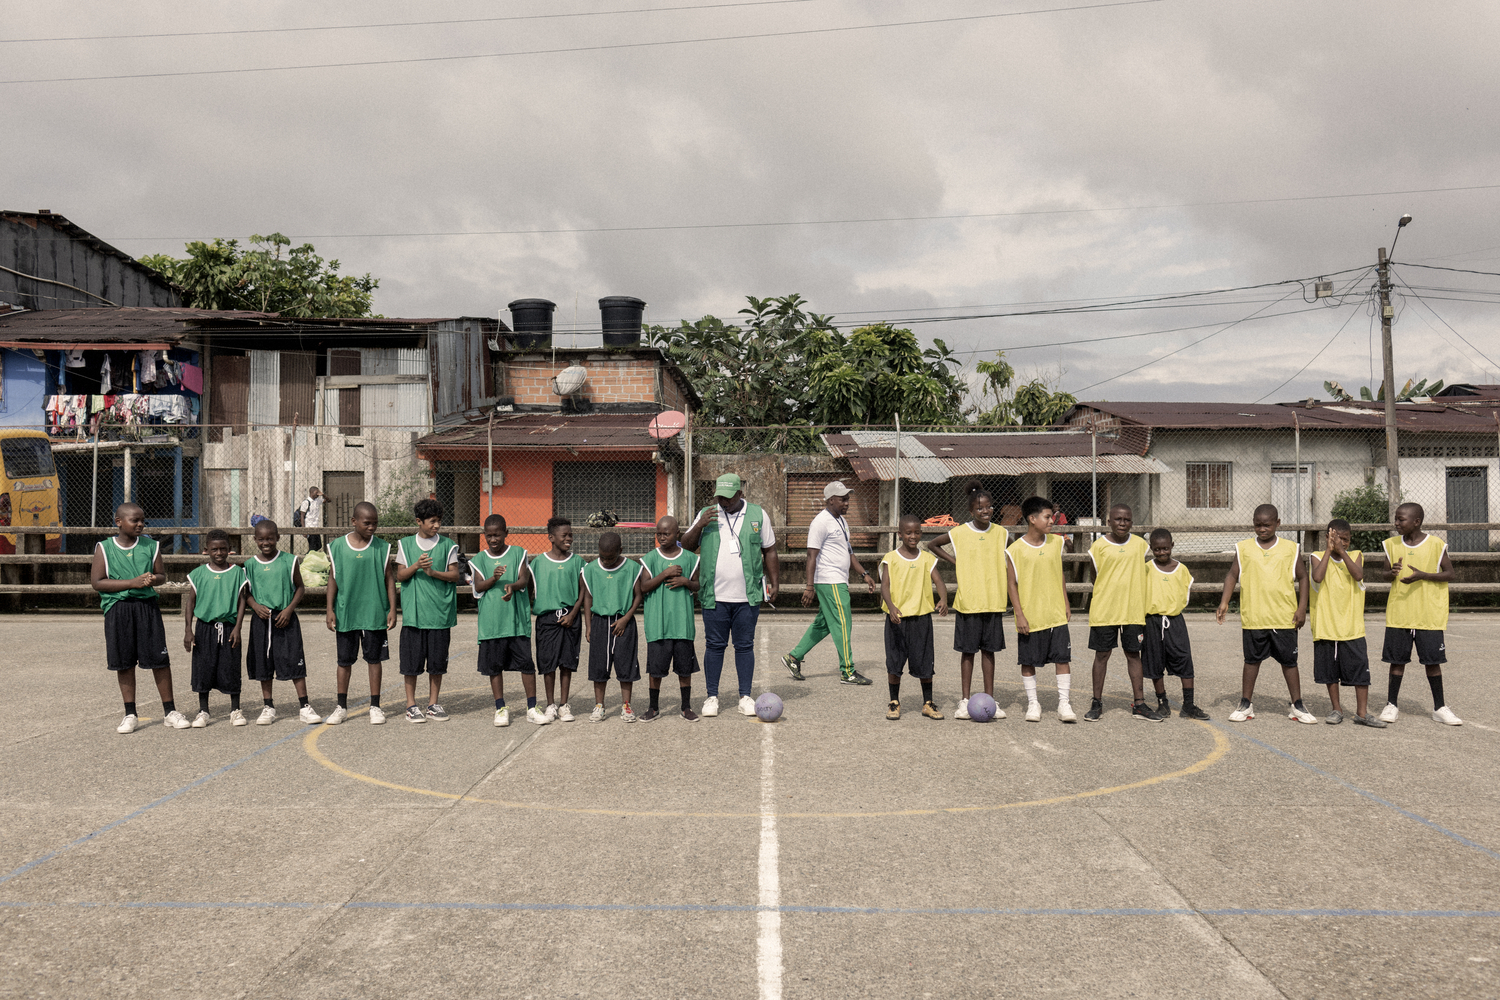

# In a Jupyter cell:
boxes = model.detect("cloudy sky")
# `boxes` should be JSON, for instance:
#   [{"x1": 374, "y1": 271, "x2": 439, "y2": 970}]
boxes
[{"x1": 6, "y1": 0, "x2": 1499, "y2": 404}]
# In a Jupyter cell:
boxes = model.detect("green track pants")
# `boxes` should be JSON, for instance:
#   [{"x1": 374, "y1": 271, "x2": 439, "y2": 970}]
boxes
[{"x1": 790, "y1": 583, "x2": 855, "y2": 669}]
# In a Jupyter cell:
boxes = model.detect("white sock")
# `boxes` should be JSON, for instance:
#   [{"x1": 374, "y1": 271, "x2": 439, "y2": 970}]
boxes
[
  {"x1": 1057, "y1": 673, "x2": 1071, "y2": 704},
  {"x1": 1022, "y1": 675, "x2": 1038, "y2": 706}
]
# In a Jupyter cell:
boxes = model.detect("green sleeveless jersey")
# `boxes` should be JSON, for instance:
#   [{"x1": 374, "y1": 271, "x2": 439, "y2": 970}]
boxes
[
  {"x1": 531, "y1": 552, "x2": 584, "y2": 614},
  {"x1": 582, "y1": 557, "x2": 642, "y2": 617},
  {"x1": 471, "y1": 545, "x2": 530, "y2": 640},
  {"x1": 246, "y1": 551, "x2": 297, "y2": 611},
  {"x1": 187, "y1": 563, "x2": 246, "y2": 623},
  {"x1": 98, "y1": 537, "x2": 159, "y2": 614},
  {"x1": 328, "y1": 533, "x2": 391, "y2": 631},
  {"x1": 398, "y1": 534, "x2": 458, "y2": 630},
  {"x1": 641, "y1": 547, "x2": 699, "y2": 641}
]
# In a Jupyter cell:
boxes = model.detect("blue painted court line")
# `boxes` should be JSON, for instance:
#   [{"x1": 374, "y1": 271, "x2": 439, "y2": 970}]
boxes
[
  {"x1": 2, "y1": 899, "x2": 1499, "y2": 919},
  {"x1": 1213, "y1": 722, "x2": 1500, "y2": 863}
]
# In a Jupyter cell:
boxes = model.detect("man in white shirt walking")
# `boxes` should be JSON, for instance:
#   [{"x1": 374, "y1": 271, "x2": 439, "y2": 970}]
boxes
[
  {"x1": 783, "y1": 481, "x2": 876, "y2": 685},
  {"x1": 298, "y1": 486, "x2": 325, "y2": 551}
]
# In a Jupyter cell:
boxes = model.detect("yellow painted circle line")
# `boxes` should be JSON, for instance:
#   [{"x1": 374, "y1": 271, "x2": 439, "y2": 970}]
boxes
[{"x1": 303, "y1": 711, "x2": 1231, "y2": 820}]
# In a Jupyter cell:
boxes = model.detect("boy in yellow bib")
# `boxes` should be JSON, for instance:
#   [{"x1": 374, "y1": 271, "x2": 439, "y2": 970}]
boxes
[
  {"x1": 925, "y1": 480, "x2": 1008, "y2": 720},
  {"x1": 1378, "y1": 503, "x2": 1461, "y2": 726},
  {"x1": 1006, "y1": 496, "x2": 1075, "y2": 723},
  {"x1": 1309, "y1": 518, "x2": 1384, "y2": 728},
  {"x1": 1085, "y1": 503, "x2": 1159, "y2": 723},
  {"x1": 1217, "y1": 504, "x2": 1315, "y2": 724},
  {"x1": 880, "y1": 514, "x2": 949, "y2": 720},
  {"x1": 1144, "y1": 528, "x2": 1210, "y2": 720}
]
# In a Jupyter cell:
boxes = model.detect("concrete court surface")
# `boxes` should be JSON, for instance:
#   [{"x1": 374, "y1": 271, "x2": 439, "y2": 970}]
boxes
[{"x1": 1, "y1": 609, "x2": 1498, "y2": 1000}]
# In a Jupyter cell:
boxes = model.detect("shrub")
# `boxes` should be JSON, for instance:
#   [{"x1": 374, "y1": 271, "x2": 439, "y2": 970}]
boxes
[{"x1": 1330, "y1": 482, "x2": 1393, "y2": 552}]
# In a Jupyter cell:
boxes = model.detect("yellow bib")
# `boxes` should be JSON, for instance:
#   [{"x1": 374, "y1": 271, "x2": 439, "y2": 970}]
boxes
[
  {"x1": 1383, "y1": 535, "x2": 1449, "y2": 631},
  {"x1": 881, "y1": 549, "x2": 938, "y2": 617},
  {"x1": 1006, "y1": 534, "x2": 1068, "y2": 631},
  {"x1": 1308, "y1": 551, "x2": 1365, "y2": 641},
  {"x1": 1147, "y1": 562, "x2": 1193, "y2": 617},
  {"x1": 1087, "y1": 534, "x2": 1148, "y2": 626},
  {"x1": 950, "y1": 522, "x2": 1007, "y2": 614},
  {"x1": 1235, "y1": 537, "x2": 1299, "y2": 630}
]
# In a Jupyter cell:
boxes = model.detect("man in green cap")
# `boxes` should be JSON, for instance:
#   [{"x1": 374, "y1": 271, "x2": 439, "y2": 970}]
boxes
[{"x1": 682, "y1": 473, "x2": 780, "y2": 718}]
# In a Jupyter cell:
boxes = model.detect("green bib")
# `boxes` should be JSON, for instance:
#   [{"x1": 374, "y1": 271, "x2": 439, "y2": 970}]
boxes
[
  {"x1": 531, "y1": 552, "x2": 584, "y2": 614},
  {"x1": 471, "y1": 546, "x2": 531, "y2": 640},
  {"x1": 398, "y1": 534, "x2": 458, "y2": 630},
  {"x1": 695, "y1": 502, "x2": 766, "y2": 609},
  {"x1": 246, "y1": 551, "x2": 297, "y2": 611},
  {"x1": 99, "y1": 537, "x2": 158, "y2": 614},
  {"x1": 188, "y1": 563, "x2": 246, "y2": 623},
  {"x1": 329, "y1": 534, "x2": 391, "y2": 631},
  {"x1": 582, "y1": 557, "x2": 641, "y2": 617},
  {"x1": 641, "y1": 547, "x2": 698, "y2": 641}
]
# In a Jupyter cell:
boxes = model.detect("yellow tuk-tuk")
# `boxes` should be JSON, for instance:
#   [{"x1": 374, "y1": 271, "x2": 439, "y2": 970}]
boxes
[{"x1": 0, "y1": 429, "x2": 61, "y2": 553}]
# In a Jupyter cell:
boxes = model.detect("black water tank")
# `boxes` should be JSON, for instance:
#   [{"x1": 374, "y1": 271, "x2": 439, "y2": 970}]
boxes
[
  {"x1": 507, "y1": 298, "x2": 555, "y2": 349},
  {"x1": 599, "y1": 296, "x2": 646, "y2": 347}
]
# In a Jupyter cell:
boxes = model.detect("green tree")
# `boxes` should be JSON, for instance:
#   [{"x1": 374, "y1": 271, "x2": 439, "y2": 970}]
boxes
[
  {"x1": 141, "y1": 233, "x2": 379, "y2": 317},
  {"x1": 971, "y1": 352, "x2": 1076, "y2": 427},
  {"x1": 1330, "y1": 482, "x2": 1394, "y2": 552},
  {"x1": 1323, "y1": 378, "x2": 1445, "y2": 402}
]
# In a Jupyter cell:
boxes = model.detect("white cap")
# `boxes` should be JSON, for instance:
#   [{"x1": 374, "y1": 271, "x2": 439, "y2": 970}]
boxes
[{"x1": 823, "y1": 481, "x2": 853, "y2": 499}]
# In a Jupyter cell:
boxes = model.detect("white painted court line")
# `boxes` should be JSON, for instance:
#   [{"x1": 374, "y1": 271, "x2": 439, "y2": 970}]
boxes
[{"x1": 758, "y1": 721, "x2": 783, "y2": 1000}]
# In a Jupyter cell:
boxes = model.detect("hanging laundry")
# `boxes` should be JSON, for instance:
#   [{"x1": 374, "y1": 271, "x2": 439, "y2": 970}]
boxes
[
  {"x1": 99, "y1": 354, "x2": 112, "y2": 394},
  {"x1": 179, "y1": 363, "x2": 203, "y2": 395},
  {"x1": 138, "y1": 350, "x2": 156, "y2": 386},
  {"x1": 65, "y1": 350, "x2": 86, "y2": 368}
]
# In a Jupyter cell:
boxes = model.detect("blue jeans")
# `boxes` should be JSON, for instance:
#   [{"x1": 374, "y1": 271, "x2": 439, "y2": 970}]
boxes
[{"x1": 702, "y1": 601, "x2": 760, "y2": 698}]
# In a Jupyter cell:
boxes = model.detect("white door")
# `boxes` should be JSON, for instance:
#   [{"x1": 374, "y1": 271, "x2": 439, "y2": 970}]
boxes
[{"x1": 1270, "y1": 464, "x2": 1313, "y2": 540}]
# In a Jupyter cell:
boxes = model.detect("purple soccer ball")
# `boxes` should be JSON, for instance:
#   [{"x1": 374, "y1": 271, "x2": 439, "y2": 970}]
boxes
[
  {"x1": 755, "y1": 692, "x2": 784, "y2": 722},
  {"x1": 968, "y1": 693, "x2": 997, "y2": 723}
]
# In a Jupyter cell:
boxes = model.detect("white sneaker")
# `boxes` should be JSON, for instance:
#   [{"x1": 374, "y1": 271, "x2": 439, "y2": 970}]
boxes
[
  {"x1": 298, "y1": 705, "x2": 323, "y2": 724},
  {"x1": 739, "y1": 696, "x2": 757, "y2": 717},
  {"x1": 1057, "y1": 700, "x2": 1076, "y2": 723},
  {"x1": 994, "y1": 704, "x2": 1007, "y2": 719},
  {"x1": 256, "y1": 706, "x2": 277, "y2": 726},
  {"x1": 494, "y1": 707, "x2": 510, "y2": 727},
  {"x1": 325, "y1": 705, "x2": 348, "y2": 725},
  {"x1": 164, "y1": 710, "x2": 191, "y2": 730},
  {"x1": 589, "y1": 703, "x2": 607, "y2": 723},
  {"x1": 116, "y1": 714, "x2": 138, "y2": 734},
  {"x1": 1024, "y1": 702, "x2": 1042, "y2": 723},
  {"x1": 229, "y1": 709, "x2": 247, "y2": 727},
  {"x1": 543, "y1": 703, "x2": 559, "y2": 722},
  {"x1": 527, "y1": 706, "x2": 551, "y2": 726},
  {"x1": 557, "y1": 703, "x2": 574, "y2": 723},
  {"x1": 1433, "y1": 706, "x2": 1463, "y2": 726},
  {"x1": 1378, "y1": 703, "x2": 1400, "y2": 724},
  {"x1": 368, "y1": 705, "x2": 386, "y2": 725},
  {"x1": 1289, "y1": 705, "x2": 1318, "y2": 725},
  {"x1": 1229, "y1": 703, "x2": 1255, "y2": 722},
  {"x1": 191, "y1": 710, "x2": 211, "y2": 729},
  {"x1": 701, "y1": 696, "x2": 720, "y2": 718},
  {"x1": 955, "y1": 698, "x2": 971, "y2": 721}
]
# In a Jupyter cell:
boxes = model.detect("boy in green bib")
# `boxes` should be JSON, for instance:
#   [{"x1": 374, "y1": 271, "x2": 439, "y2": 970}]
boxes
[
  {"x1": 639, "y1": 516, "x2": 702, "y2": 722},
  {"x1": 470, "y1": 514, "x2": 544, "y2": 727},
  {"x1": 91, "y1": 502, "x2": 187, "y2": 733},
  {"x1": 182, "y1": 528, "x2": 248, "y2": 728},
  {"x1": 581, "y1": 531, "x2": 645, "y2": 722},
  {"x1": 324, "y1": 501, "x2": 397, "y2": 726},
  {"x1": 395, "y1": 498, "x2": 462, "y2": 723},
  {"x1": 531, "y1": 516, "x2": 586, "y2": 722},
  {"x1": 245, "y1": 519, "x2": 319, "y2": 726}
]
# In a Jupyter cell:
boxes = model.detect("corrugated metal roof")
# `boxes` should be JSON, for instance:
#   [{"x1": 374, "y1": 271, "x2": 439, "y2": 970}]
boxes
[
  {"x1": 1070, "y1": 399, "x2": 1500, "y2": 432},
  {"x1": 824, "y1": 430, "x2": 1169, "y2": 480},
  {"x1": 937, "y1": 454, "x2": 1169, "y2": 476},
  {"x1": 0, "y1": 306, "x2": 275, "y2": 343},
  {"x1": 417, "y1": 412, "x2": 661, "y2": 451}
]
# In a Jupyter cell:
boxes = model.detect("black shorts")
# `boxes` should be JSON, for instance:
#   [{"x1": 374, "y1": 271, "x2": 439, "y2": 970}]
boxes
[
  {"x1": 190, "y1": 619, "x2": 242, "y2": 694},
  {"x1": 1142, "y1": 614, "x2": 1194, "y2": 679},
  {"x1": 1242, "y1": 628, "x2": 1298, "y2": 668},
  {"x1": 646, "y1": 639, "x2": 700, "y2": 679},
  {"x1": 588, "y1": 614, "x2": 641, "y2": 683},
  {"x1": 1314, "y1": 638, "x2": 1371, "y2": 687},
  {"x1": 953, "y1": 611, "x2": 1005, "y2": 654},
  {"x1": 884, "y1": 614, "x2": 936, "y2": 678},
  {"x1": 1381, "y1": 628, "x2": 1446, "y2": 666},
  {"x1": 246, "y1": 613, "x2": 308, "y2": 682},
  {"x1": 534, "y1": 612, "x2": 582, "y2": 674},
  {"x1": 477, "y1": 636, "x2": 535, "y2": 676},
  {"x1": 1017, "y1": 624, "x2": 1072, "y2": 667},
  {"x1": 1088, "y1": 624, "x2": 1144, "y2": 654},
  {"x1": 336, "y1": 629, "x2": 389, "y2": 667},
  {"x1": 399, "y1": 626, "x2": 451, "y2": 676},
  {"x1": 104, "y1": 598, "x2": 170, "y2": 672}
]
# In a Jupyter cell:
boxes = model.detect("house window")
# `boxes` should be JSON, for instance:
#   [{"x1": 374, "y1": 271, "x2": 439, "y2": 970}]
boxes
[
  {"x1": 554, "y1": 460, "x2": 656, "y2": 552},
  {"x1": 1186, "y1": 462, "x2": 1232, "y2": 509}
]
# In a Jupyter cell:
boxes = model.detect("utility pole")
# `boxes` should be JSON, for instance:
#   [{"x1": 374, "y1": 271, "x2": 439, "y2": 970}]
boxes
[{"x1": 1378, "y1": 246, "x2": 1400, "y2": 520}]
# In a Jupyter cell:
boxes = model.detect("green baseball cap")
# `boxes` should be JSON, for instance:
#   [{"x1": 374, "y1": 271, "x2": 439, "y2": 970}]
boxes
[{"x1": 713, "y1": 473, "x2": 742, "y2": 498}]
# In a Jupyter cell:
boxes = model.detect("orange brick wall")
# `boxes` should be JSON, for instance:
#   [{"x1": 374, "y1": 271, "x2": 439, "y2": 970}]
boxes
[
  {"x1": 482, "y1": 450, "x2": 668, "y2": 554},
  {"x1": 506, "y1": 356, "x2": 660, "y2": 407}
]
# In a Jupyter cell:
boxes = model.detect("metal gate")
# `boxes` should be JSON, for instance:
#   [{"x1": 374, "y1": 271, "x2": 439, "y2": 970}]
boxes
[
  {"x1": 322, "y1": 471, "x2": 365, "y2": 531},
  {"x1": 1446, "y1": 466, "x2": 1489, "y2": 552}
]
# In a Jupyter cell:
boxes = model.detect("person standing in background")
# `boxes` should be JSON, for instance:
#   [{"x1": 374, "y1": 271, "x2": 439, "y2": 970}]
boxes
[{"x1": 298, "y1": 486, "x2": 325, "y2": 552}]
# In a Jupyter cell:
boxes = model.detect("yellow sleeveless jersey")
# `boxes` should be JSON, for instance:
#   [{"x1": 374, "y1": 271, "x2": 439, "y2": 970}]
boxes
[
  {"x1": 1383, "y1": 535, "x2": 1449, "y2": 631},
  {"x1": 880, "y1": 549, "x2": 938, "y2": 617},
  {"x1": 1308, "y1": 551, "x2": 1365, "y2": 641},
  {"x1": 1087, "y1": 534, "x2": 1148, "y2": 626},
  {"x1": 1006, "y1": 534, "x2": 1068, "y2": 631},
  {"x1": 1235, "y1": 537, "x2": 1299, "y2": 630},
  {"x1": 949, "y1": 522, "x2": 1007, "y2": 614},
  {"x1": 1147, "y1": 561, "x2": 1193, "y2": 617}
]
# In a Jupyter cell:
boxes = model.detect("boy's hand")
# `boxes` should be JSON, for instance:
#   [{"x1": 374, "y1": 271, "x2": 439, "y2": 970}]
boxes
[
  {"x1": 663, "y1": 564, "x2": 682, "y2": 579},
  {"x1": 135, "y1": 572, "x2": 154, "y2": 589},
  {"x1": 936, "y1": 599, "x2": 949, "y2": 617},
  {"x1": 274, "y1": 608, "x2": 293, "y2": 629},
  {"x1": 1388, "y1": 557, "x2": 1404, "y2": 581},
  {"x1": 561, "y1": 610, "x2": 578, "y2": 628},
  {"x1": 183, "y1": 629, "x2": 194, "y2": 654},
  {"x1": 888, "y1": 609, "x2": 902, "y2": 625},
  {"x1": 1014, "y1": 611, "x2": 1030, "y2": 635},
  {"x1": 229, "y1": 625, "x2": 242, "y2": 647},
  {"x1": 492, "y1": 563, "x2": 504, "y2": 581},
  {"x1": 325, "y1": 609, "x2": 336, "y2": 632},
  {"x1": 385, "y1": 608, "x2": 396, "y2": 630},
  {"x1": 1294, "y1": 608, "x2": 1307, "y2": 629},
  {"x1": 667, "y1": 575, "x2": 689, "y2": 589},
  {"x1": 501, "y1": 582, "x2": 522, "y2": 601},
  {"x1": 1215, "y1": 602, "x2": 1228, "y2": 625},
  {"x1": 416, "y1": 553, "x2": 432, "y2": 572},
  {"x1": 1328, "y1": 533, "x2": 1345, "y2": 557},
  {"x1": 254, "y1": 603, "x2": 272, "y2": 620},
  {"x1": 611, "y1": 615, "x2": 631, "y2": 637},
  {"x1": 1401, "y1": 567, "x2": 1426, "y2": 584}
]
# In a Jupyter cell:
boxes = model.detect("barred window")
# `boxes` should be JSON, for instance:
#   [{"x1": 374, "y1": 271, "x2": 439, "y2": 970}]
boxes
[{"x1": 1186, "y1": 462, "x2": 1232, "y2": 509}]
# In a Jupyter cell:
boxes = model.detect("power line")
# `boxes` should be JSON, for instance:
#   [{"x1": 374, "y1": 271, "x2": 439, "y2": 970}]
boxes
[
  {"x1": 1392, "y1": 276, "x2": 1500, "y2": 373},
  {"x1": 1251, "y1": 303, "x2": 1362, "y2": 403},
  {"x1": 0, "y1": 1, "x2": 1181, "y2": 86},
  {"x1": 1395, "y1": 262, "x2": 1500, "y2": 280},
  {"x1": 0, "y1": 1, "x2": 823, "y2": 44}
]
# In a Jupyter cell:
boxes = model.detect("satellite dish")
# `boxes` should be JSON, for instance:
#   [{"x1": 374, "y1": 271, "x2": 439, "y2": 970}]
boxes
[
  {"x1": 648, "y1": 410, "x2": 687, "y2": 439},
  {"x1": 551, "y1": 365, "x2": 588, "y2": 395}
]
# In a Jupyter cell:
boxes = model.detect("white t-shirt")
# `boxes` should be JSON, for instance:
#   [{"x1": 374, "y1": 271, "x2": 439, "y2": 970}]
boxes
[
  {"x1": 806, "y1": 509, "x2": 853, "y2": 585},
  {"x1": 705, "y1": 501, "x2": 776, "y2": 604},
  {"x1": 299, "y1": 495, "x2": 324, "y2": 528}
]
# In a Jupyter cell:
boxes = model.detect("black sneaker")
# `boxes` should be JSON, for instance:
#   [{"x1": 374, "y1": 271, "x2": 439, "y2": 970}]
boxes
[
  {"x1": 781, "y1": 653, "x2": 805, "y2": 681},
  {"x1": 1179, "y1": 703, "x2": 1211, "y2": 721},
  {"x1": 841, "y1": 669, "x2": 873, "y2": 686},
  {"x1": 638, "y1": 707, "x2": 660, "y2": 723},
  {"x1": 1131, "y1": 701, "x2": 1164, "y2": 723},
  {"x1": 681, "y1": 707, "x2": 699, "y2": 722},
  {"x1": 1083, "y1": 699, "x2": 1104, "y2": 722},
  {"x1": 1156, "y1": 698, "x2": 1172, "y2": 718}
]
